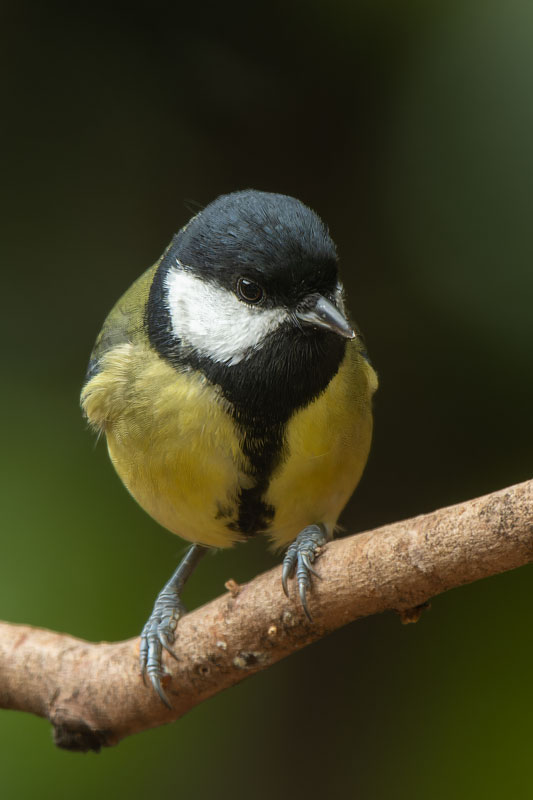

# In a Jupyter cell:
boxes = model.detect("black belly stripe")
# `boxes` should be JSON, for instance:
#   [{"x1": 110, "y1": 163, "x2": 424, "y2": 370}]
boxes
[{"x1": 227, "y1": 419, "x2": 284, "y2": 536}]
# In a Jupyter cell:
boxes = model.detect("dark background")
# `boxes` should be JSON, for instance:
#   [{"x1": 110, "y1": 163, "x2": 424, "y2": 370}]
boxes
[{"x1": 1, "y1": 1, "x2": 533, "y2": 797}]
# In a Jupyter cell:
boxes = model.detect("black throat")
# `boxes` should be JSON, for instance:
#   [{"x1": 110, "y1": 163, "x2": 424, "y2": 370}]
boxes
[{"x1": 146, "y1": 261, "x2": 346, "y2": 536}]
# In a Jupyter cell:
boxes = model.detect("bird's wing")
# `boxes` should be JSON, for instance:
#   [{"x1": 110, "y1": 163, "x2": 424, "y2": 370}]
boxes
[{"x1": 84, "y1": 261, "x2": 160, "y2": 382}]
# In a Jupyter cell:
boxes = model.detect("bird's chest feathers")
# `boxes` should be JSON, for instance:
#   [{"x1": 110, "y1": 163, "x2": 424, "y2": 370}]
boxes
[
  {"x1": 265, "y1": 347, "x2": 376, "y2": 547},
  {"x1": 88, "y1": 345, "x2": 252, "y2": 546},
  {"x1": 82, "y1": 341, "x2": 375, "y2": 549}
]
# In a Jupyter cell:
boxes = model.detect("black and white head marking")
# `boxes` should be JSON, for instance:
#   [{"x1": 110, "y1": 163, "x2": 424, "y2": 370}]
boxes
[
  {"x1": 164, "y1": 259, "x2": 289, "y2": 366},
  {"x1": 147, "y1": 190, "x2": 350, "y2": 423}
]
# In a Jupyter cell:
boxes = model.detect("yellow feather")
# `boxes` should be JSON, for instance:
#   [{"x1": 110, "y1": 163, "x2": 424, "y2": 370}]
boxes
[
  {"x1": 82, "y1": 338, "x2": 376, "y2": 550},
  {"x1": 266, "y1": 342, "x2": 377, "y2": 547},
  {"x1": 82, "y1": 343, "x2": 252, "y2": 547}
]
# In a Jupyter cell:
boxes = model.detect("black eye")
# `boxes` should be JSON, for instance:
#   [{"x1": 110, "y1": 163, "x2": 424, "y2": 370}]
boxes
[{"x1": 236, "y1": 277, "x2": 264, "y2": 304}]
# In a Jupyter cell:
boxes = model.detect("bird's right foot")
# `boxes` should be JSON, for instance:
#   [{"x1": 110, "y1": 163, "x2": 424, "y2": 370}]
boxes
[
  {"x1": 139, "y1": 543, "x2": 208, "y2": 708},
  {"x1": 139, "y1": 586, "x2": 187, "y2": 708}
]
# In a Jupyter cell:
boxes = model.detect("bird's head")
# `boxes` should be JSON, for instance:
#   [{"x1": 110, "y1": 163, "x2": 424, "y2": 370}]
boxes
[{"x1": 150, "y1": 190, "x2": 354, "y2": 368}]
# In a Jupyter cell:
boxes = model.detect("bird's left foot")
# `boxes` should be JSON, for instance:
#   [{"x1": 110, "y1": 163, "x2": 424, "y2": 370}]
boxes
[{"x1": 281, "y1": 524, "x2": 329, "y2": 620}]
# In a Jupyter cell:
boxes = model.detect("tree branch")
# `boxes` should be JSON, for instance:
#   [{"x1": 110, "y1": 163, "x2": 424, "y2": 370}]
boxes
[{"x1": 1, "y1": 479, "x2": 532, "y2": 752}]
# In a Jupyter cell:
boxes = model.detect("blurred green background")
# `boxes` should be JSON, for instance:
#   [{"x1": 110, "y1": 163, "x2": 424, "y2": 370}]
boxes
[{"x1": 1, "y1": 1, "x2": 533, "y2": 797}]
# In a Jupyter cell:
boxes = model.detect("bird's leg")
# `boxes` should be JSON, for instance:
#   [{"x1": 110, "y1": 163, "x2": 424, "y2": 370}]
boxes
[
  {"x1": 281, "y1": 523, "x2": 329, "y2": 621},
  {"x1": 140, "y1": 543, "x2": 209, "y2": 708}
]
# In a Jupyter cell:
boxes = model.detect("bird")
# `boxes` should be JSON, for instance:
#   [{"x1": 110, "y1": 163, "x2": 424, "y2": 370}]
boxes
[{"x1": 80, "y1": 189, "x2": 377, "y2": 707}]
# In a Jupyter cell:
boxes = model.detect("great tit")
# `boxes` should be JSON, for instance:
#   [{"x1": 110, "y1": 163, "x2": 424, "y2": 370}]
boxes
[{"x1": 81, "y1": 189, "x2": 377, "y2": 706}]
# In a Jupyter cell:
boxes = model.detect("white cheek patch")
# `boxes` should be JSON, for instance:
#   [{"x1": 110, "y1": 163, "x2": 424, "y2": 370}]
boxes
[{"x1": 165, "y1": 265, "x2": 288, "y2": 365}]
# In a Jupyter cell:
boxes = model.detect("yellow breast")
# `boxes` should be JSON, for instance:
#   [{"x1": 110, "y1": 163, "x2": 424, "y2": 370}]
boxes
[
  {"x1": 265, "y1": 344, "x2": 377, "y2": 548},
  {"x1": 81, "y1": 340, "x2": 376, "y2": 550},
  {"x1": 81, "y1": 343, "x2": 252, "y2": 547}
]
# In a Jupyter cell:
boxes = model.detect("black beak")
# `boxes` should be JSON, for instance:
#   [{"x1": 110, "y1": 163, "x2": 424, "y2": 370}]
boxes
[{"x1": 295, "y1": 295, "x2": 356, "y2": 339}]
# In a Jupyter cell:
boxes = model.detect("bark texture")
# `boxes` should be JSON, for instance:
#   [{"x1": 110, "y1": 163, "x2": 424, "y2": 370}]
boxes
[{"x1": 1, "y1": 478, "x2": 532, "y2": 751}]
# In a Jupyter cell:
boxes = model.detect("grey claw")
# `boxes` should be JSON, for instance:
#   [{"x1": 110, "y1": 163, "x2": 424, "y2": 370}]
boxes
[
  {"x1": 281, "y1": 545, "x2": 297, "y2": 597},
  {"x1": 301, "y1": 554, "x2": 322, "y2": 580},
  {"x1": 150, "y1": 672, "x2": 172, "y2": 710},
  {"x1": 140, "y1": 643, "x2": 148, "y2": 676},
  {"x1": 281, "y1": 563, "x2": 292, "y2": 597},
  {"x1": 139, "y1": 544, "x2": 208, "y2": 706},
  {"x1": 281, "y1": 524, "x2": 328, "y2": 619},
  {"x1": 158, "y1": 632, "x2": 179, "y2": 660},
  {"x1": 298, "y1": 580, "x2": 313, "y2": 622},
  {"x1": 140, "y1": 598, "x2": 186, "y2": 706}
]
